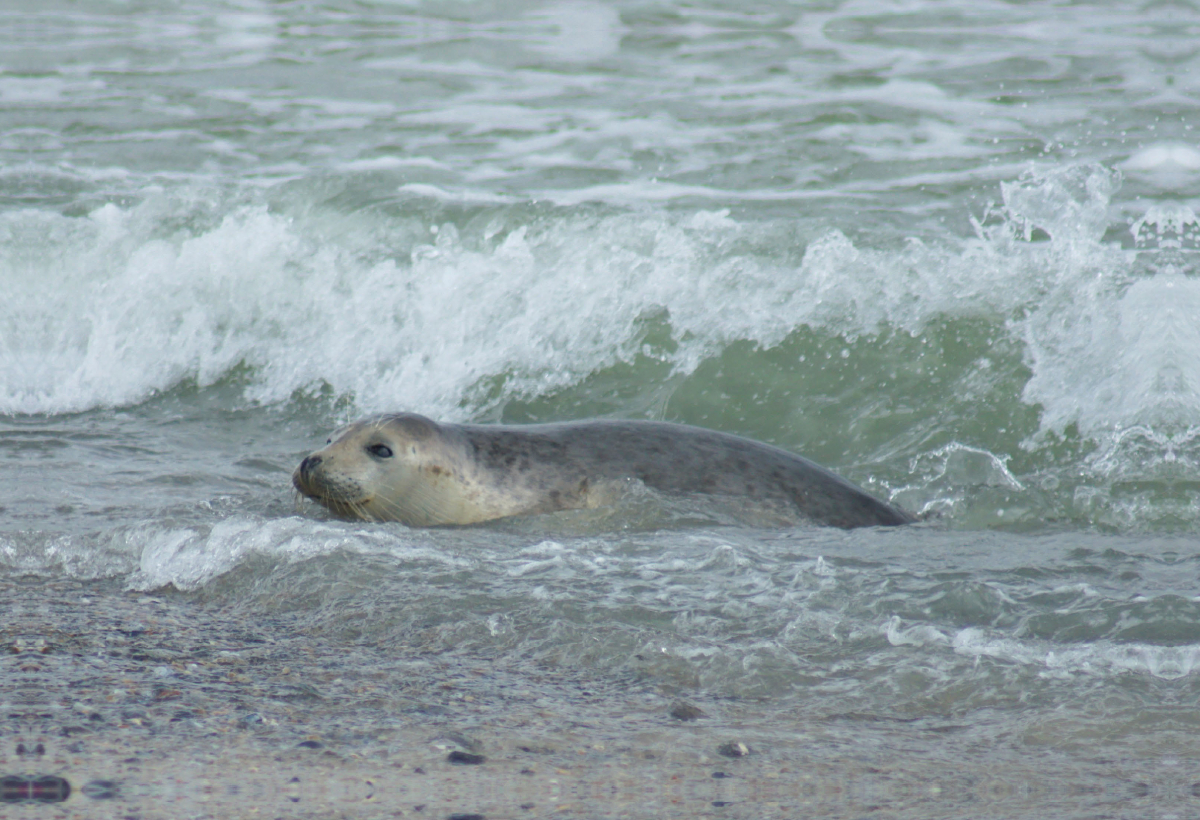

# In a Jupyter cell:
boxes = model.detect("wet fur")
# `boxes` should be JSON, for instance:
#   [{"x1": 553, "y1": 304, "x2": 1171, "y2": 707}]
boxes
[{"x1": 293, "y1": 413, "x2": 914, "y2": 529}]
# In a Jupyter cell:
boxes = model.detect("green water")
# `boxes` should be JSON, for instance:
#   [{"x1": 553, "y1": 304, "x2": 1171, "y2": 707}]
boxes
[{"x1": 4, "y1": 0, "x2": 1200, "y2": 816}]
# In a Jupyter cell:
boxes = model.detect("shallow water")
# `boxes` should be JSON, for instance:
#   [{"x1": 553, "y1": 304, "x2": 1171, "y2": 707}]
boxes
[{"x1": 3, "y1": 0, "x2": 1200, "y2": 816}]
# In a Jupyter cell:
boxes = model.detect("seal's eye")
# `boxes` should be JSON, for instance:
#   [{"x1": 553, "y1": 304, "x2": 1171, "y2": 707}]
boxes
[{"x1": 367, "y1": 443, "x2": 394, "y2": 459}]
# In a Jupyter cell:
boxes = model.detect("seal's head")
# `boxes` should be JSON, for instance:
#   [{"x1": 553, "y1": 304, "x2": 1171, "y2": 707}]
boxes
[{"x1": 293, "y1": 413, "x2": 464, "y2": 525}]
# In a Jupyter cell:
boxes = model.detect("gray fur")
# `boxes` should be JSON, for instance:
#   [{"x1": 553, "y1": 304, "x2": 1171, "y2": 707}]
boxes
[{"x1": 295, "y1": 413, "x2": 913, "y2": 529}]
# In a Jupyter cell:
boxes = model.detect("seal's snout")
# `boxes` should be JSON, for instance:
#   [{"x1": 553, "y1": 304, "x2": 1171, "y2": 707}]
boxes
[
  {"x1": 294, "y1": 454, "x2": 324, "y2": 495},
  {"x1": 299, "y1": 454, "x2": 322, "y2": 476}
]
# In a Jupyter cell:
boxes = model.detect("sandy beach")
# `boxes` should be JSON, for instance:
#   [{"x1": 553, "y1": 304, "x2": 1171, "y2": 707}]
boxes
[{"x1": 5, "y1": 578, "x2": 1192, "y2": 819}]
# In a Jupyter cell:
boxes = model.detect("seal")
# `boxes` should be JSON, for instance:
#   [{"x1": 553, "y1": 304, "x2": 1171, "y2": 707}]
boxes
[{"x1": 293, "y1": 413, "x2": 913, "y2": 529}]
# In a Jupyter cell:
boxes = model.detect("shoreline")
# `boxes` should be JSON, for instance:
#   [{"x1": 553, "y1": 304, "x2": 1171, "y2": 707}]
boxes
[{"x1": 3, "y1": 578, "x2": 1191, "y2": 818}]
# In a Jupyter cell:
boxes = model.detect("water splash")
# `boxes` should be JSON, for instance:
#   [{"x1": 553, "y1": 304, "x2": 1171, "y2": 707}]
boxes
[
  {"x1": 5, "y1": 163, "x2": 1200, "y2": 531},
  {"x1": 1012, "y1": 178, "x2": 1200, "y2": 489}
]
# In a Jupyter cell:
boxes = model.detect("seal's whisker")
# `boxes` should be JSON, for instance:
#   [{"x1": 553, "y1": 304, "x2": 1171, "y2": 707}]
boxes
[
  {"x1": 329, "y1": 497, "x2": 359, "y2": 521},
  {"x1": 348, "y1": 499, "x2": 374, "y2": 522},
  {"x1": 365, "y1": 493, "x2": 406, "y2": 524},
  {"x1": 290, "y1": 412, "x2": 915, "y2": 529},
  {"x1": 358, "y1": 500, "x2": 380, "y2": 522}
]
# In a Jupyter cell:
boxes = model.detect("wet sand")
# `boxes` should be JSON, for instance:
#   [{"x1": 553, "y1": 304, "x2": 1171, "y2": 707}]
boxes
[{"x1": 3, "y1": 578, "x2": 1192, "y2": 819}]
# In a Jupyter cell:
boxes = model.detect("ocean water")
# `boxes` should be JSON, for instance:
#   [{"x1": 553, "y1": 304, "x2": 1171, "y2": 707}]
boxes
[{"x1": 3, "y1": 0, "x2": 1199, "y2": 816}]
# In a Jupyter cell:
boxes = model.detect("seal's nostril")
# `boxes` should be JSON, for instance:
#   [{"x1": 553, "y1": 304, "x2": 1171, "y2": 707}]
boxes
[{"x1": 300, "y1": 455, "x2": 322, "y2": 475}]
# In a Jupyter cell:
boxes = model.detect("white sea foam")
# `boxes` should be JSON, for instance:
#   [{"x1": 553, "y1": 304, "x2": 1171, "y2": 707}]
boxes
[
  {"x1": 0, "y1": 77, "x2": 69, "y2": 103},
  {"x1": 883, "y1": 618, "x2": 1200, "y2": 681},
  {"x1": 0, "y1": 189, "x2": 860, "y2": 415},
  {"x1": 128, "y1": 516, "x2": 470, "y2": 591},
  {"x1": 950, "y1": 626, "x2": 1200, "y2": 681},
  {"x1": 1124, "y1": 143, "x2": 1200, "y2": 172},
  {"x1": 3, "y1": 162, "x2": 1196, "y2": 468},
  {"x1": 523, "y1": 1, "x2": 626, "y2": 63},
  {"x1": 1008, "y1": 169, "x2": 1200, "y2": 471}
]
